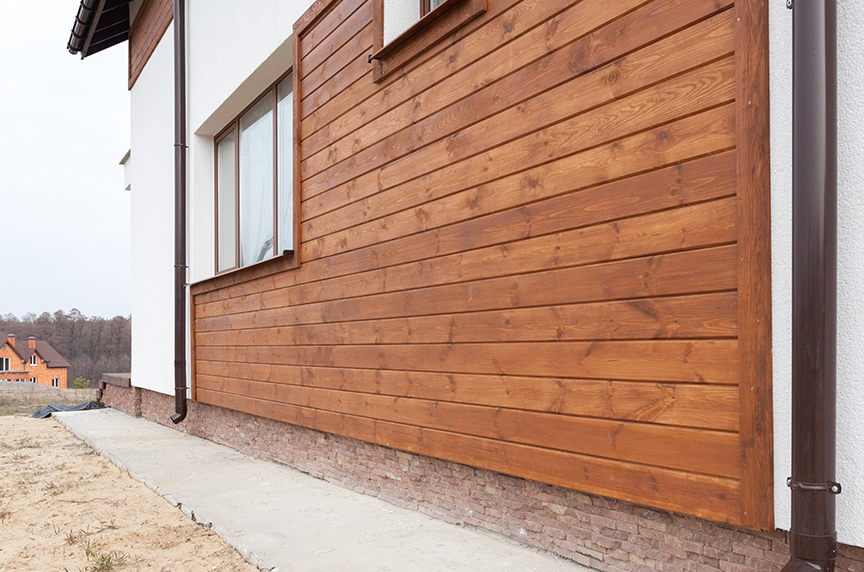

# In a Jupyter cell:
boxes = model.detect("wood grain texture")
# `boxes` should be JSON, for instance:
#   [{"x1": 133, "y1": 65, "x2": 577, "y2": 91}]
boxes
[
  {"x1": 128, "y1": 0, "x2": 173, "y2": 89},
  {"x1": 192, "y1": 0, "x2": 774, "y2": 528},
  {"x1": 195, "y1": 360, "x2": 741, "y2": 431},
  {"x1": 197, "y1": 374, "x2": 740, "y2": 477},
  {"x1": 195, "y1": 151, "x2": 738, "y2": 304},
  {"x1": 734, "y1": 0, "x2": 773, "y2": 530}
]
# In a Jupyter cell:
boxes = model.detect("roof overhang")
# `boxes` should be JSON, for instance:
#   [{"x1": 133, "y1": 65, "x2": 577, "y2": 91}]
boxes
[{"x1": 67, "y1": 0, "x2": 131, "y2": 59}]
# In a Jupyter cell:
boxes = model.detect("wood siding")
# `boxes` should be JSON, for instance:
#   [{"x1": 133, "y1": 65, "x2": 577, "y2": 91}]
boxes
[
  {"x1": 191, "y1": 0, "x2": 772, "y2": 528},
  {"x1": 128, "y1": 0, "x2": 173, "y2": 89}
]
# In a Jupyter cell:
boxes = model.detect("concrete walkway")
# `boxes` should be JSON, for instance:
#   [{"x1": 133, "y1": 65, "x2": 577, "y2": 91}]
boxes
[{"x1": 55, "y1": 408, "x2": 590, "y2": 572}]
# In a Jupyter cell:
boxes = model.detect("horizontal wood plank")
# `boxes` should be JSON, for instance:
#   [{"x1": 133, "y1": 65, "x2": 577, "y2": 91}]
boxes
[
  {"x1": 300, "y1": 104, "x2": 737, "y2": 267},
  {"x1": 198, "y1": 197, "x2": 737, "y2": 316},
  {"x1": 195, "y1": 292, "x2": 737, "y2": 346},
  {"x1": 197, "y1": 339, "x2": 739, "y2": 384},
  {"x1": 301, "y1": 22, "x2": 374, "y2": 97},
  {"x1": 195, "y1": 361, "x2": 740, "y2": 431},
  {"x1": 301, "y1": 57, "x2": 736, "y2": 222},
  {"x1": 195, "y1": 244, "x2": 739, "y2": 328},
  {"x1": 302, "y1": 7, "x2": 734, "y2": 187},
  {"x1": 197, "y1": 375, "x2": 739, "y2": 477},
  {"x1": 301, "y1": 0, "x2": 372, "y2": 76},
  {"x1": 196, "y1": 150, "x2": 736, "y2": 307}
]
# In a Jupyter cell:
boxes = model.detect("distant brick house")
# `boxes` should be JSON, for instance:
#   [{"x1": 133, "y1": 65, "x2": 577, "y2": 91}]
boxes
[{"x1": 0, "y1": 334, "x2": 70, "y2": 388}]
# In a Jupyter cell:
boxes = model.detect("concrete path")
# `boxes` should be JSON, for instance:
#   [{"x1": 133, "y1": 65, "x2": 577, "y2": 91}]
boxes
[{"x1": 55, "y1": 408, "x2": 590, "y2": 572}]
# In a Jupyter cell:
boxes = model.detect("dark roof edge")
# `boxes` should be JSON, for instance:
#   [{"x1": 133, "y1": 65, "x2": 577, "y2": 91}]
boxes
[
  {"x1": 68, "y1": 0, "x2": 100, "y2": 56},
  {"x1": 68, "y1": 0, "x2": 130, "y2": 59}
]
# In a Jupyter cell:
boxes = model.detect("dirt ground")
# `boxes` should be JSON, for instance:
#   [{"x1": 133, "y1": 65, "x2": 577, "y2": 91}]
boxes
[{"x1": 0, "y1": 415, "x2": 259, "y2": 572}]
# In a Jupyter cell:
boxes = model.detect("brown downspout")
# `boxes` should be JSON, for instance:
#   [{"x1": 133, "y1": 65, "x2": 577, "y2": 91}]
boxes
[
  {"x1": 782, "y1": 0, "x2": 839, "y2": 571},
  {"x1": 171, "y1": 0, "x2": 188, "y2": 424}
]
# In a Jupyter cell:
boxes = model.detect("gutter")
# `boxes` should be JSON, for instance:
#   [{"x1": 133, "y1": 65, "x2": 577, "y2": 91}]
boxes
[
  {"x1": 67, "y1": 0, "x2": 100, "y2": 55},
  {"x1": 171, "y1": 0, "x2": 188, "y2": 424},
  {"x1": 782, "y1": 1, "x2": 839, "y2": 571}
]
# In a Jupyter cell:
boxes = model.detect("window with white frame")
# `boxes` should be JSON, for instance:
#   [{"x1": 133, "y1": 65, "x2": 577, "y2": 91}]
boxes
[
  {"x1": 52, "y1": 378, "x2": 59, "y2": 387},
  {"x1": 0, "y1": 357, "x2": 9, "y2": 371},
  {"x1": 30, "y1": 377, "x2": 36, "y2": 383},
  {"x1": 30, "y1": 354, "x2": 37, "y2": 366},
  {"x1": 215, "y1": 71, "x2": 295, "y2": 273}
]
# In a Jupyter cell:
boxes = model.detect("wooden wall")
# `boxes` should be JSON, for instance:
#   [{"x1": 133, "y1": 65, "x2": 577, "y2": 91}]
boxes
[
  {"x1": 191, "y1": 0, "x2": 772, "y2": 529},
  {"x1": 128, "y1": 0, "x2": 173, "y2": 89}
]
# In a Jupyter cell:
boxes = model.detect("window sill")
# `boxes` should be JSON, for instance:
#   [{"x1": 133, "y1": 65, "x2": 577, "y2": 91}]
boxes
[
  {"x1": 191, "y1": 250, "x2": 295, "y2": 296},
  {"x1": 371, "y1": 0, "x2": 486, "y2": 83}
]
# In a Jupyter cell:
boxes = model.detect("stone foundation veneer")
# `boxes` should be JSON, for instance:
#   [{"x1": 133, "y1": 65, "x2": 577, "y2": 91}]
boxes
[{"x1": 100, "y1": 384, "x2": 864, "y2": 572}]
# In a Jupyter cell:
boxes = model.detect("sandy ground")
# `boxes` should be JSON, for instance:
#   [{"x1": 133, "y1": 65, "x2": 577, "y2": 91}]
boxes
[{"x1": 0, "y1": 415, "x2": 259, "y2": 572}]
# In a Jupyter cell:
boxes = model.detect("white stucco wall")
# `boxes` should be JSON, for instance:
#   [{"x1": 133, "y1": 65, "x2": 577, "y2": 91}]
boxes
[
  {"x1": 128, "y1": 0, "x2": 317, "y2": 396},
  {"x1": 186, "y1": 0, "x2": 315, "y2": 284},
  {"x1": 771, "y1": 2, "x2": 864, "y2": 546},
  {"x1": 129, "y1": 23, "x2": 176, "y2": 396},
  {"x1": 384, "y1": 0, "x2": 420, "y2": 44}
]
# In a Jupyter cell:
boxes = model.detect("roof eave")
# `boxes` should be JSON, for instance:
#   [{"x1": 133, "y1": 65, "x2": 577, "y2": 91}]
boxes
[{"x1": 67, "y1": 0, "x2": 131, "y2": 59}]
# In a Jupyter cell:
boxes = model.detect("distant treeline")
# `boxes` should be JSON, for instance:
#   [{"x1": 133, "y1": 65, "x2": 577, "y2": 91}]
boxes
[{"x1": 0, "y1": 310, "x2": 130, "y2": 386}]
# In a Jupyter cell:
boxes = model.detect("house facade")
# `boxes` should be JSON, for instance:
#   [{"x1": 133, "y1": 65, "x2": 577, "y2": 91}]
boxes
[
  {"x1": 71, "y1": 0, "x2": 864, "y2": 570},
  {"x1": 0, "y1": 334, "x2": 70, "y2": 388}
]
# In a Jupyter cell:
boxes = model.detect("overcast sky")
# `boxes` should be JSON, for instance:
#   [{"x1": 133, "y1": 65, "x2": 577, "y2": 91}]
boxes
[{"x1": 1, "y1": 1, "x2": 131, "y2": 320}]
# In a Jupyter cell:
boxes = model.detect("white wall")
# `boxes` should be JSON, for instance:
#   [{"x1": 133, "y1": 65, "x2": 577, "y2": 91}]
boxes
[
  {"x1": 771, "y1": 1, "x2": 864, "y2": 546},
  {"x1": 129, "y1": 23, "x2": 176, "y2": 396},
  {"x1": 128, "y1": 0, "x2": 317, "y2": 396},
  {"x1": 187, "y1": 0, "x2": 315, "y2": 284},
  {"x1": 384, "y1": 0, "x2": 419, "y2": 44}
]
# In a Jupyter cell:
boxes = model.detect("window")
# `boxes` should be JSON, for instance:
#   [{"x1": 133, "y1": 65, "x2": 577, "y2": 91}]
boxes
[
  {"x1": 52, "y1": 378, "x2": 59, "y2": 387},
  {"x1": 215, "y1": 72, "x2": 295, "y2": 273},
  {"x1": 421, "y1": 0, "x2": 447, "y2": 17},
  {"x1": 0, "y1": 357, "x2": 8, "y2": 371},
  {"x1": 30, "y1": 354, "x2": 37, "y2": 366},
  {"x1": 30, "y1": 377, "x2": 36, "y2": 383},
  {"x1": 371, "y1": 0, "x2": 486, "y2": 82}
]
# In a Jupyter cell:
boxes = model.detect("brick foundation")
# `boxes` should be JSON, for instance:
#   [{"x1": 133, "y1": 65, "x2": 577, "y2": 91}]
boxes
[{"x1": 100, "y1": 384, "x2": 864, "y2": 572}]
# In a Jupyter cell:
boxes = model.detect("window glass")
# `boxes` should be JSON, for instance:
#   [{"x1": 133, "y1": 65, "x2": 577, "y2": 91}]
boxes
[
  {"x1": 216, "y1": 132, "x2": 237, "y2": 272},
  {"x1": 277, "y1": 75, "x2": 294, "y2": 254},
  {"x1": 239, "y1": 95, "x2": 275, "y2": 267},
  {"x1": 429, "y1": 0, "x2": 446, "y2": 10}
]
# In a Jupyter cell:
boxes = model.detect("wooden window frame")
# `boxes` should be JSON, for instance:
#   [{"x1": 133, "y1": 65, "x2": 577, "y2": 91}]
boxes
[
  {"x1": 214, "y1": 68, "x2": 297, "y2": 277},
  {"x1": 420, "y1": 0, "x2": 446, "y2": 17},
  {"x1": 370, "y1": 0, "x2": 486, "y2": 82}
]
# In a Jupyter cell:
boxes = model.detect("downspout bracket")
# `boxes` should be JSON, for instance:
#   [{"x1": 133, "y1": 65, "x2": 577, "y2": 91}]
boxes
[{"x1": 787, "y1": 478, "x2": 842, "y2": 495}]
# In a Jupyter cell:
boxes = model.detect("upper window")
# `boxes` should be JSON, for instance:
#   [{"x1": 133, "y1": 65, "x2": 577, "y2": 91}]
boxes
[
  {"x1": 372, "y1": 0, "x2": 486, "y2": 82},
  {"x1": 30, "y1": 355, "x2": 37, "y2": 366},
  {"x1": 383, "y1": 0, "x2": 449, "y2": 42},
  {"x1": 215, "y1": 72, "x2": 295, "y2": 274},
  {"x1": 0, "y1": 357, "x2": 9, "y2": 371}
]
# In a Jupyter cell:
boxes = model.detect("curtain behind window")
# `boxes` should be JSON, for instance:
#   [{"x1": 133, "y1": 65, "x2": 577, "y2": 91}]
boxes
[{"x1": 239, "y1": 96, "x2": 274, "y2": 267}]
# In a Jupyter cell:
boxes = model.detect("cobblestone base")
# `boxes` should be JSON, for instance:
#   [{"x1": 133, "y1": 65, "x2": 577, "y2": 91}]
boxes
[{"x1": 99, "y1": 385, "x2": 864, "y2": 572}]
